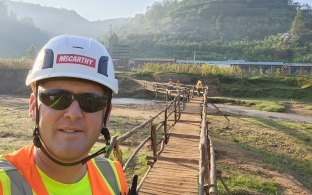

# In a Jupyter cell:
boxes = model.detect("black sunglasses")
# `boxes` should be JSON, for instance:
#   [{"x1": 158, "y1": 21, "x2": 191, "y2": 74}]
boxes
[{"x1": 38, "y1": 87, "x2": 108, "y2": 113}]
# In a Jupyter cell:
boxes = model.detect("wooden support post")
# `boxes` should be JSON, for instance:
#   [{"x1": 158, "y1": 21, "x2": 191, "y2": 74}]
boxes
[
  {"x1": 150, "y1": 124, "x2": 157, "y2": 162},
  {"x1": 164, "y1": 109, "x2": 168, "y2": 144},
  {"x1": 155, "y1": 88, "x2": 158, "y2": 100},
  {"x1": 174, "y1": 99, "x2": 177, "y2": 124},
  {"x1": 178, "y1": 94, "x2": 181, "y2": 120}
]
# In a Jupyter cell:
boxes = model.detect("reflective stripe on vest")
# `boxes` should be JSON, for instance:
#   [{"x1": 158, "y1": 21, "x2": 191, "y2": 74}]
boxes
[
  {"x1": 0, "y1": 160, "x2": 33, "y2": 195},
  {"x1": 113, "y1": 161, "x2": 128, "y2": 194},
  {"x1": 93, "y1": 157, "x2": 121, "y2": 194},
  {"x1": 2, "y1": 145, "x2": 127, "y2": 195}
]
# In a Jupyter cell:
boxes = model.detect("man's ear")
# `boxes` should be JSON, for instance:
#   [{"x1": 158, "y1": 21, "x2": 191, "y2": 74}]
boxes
[{"x1": 29, "y1": 93, "x2": 36, "y2": 122}]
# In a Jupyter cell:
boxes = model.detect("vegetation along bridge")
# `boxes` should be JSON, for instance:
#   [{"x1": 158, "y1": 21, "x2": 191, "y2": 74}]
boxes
[{"x1": 105, "y1": 86, "x2": 220, "y2": 194}]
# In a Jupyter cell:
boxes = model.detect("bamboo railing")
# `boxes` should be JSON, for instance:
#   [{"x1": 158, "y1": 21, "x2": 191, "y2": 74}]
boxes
[
  {"x1": 153, "y1": 82, "x2": 194, "y2": 101},
  {"x1": 105, "y1": 83, "x2": 219, "y2": 194},
  {"x1": 199, "y1": 87, "x2": 218, "y2": 195},
  {"x1": 105, "y1": 87, "x2": 193, "y2": 191}
]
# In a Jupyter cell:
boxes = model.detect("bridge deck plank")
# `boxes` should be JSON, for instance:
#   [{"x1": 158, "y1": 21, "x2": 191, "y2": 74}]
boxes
[{"x1": 139, "y1": 97, "x2": 203, "y2": 194}]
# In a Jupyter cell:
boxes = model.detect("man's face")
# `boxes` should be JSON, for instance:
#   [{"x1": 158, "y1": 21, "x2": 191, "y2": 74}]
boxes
[{"x1": 30, "y1": 79, "x2": 107, "y2": 163}]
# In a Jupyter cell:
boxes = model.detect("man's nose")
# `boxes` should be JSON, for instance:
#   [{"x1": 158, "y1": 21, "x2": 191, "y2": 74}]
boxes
[{"x1": 63, "y1": 100, "x2": 83, "y2": 120}]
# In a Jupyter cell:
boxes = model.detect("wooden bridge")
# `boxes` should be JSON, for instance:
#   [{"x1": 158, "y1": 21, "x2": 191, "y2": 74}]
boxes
[
  {"x1": 106, "y1": 88, "x2": 218, "y2": 194},
  {"x1": 139, "y1": 96, "x2": 202, "y2": 194}
]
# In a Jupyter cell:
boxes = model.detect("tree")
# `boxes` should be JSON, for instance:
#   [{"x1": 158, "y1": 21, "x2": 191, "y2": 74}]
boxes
[
  {"x1": 290, "y1": 9, "x2": 305, "y2": 41},
  {"x1": 26, "y1": 44, "x2": 36, "y2": 59},
  {"x1": 108, "y1": 33, "x2": 119, "y2": 52}
]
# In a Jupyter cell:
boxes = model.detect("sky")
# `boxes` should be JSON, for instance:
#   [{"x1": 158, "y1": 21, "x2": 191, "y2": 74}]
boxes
[{"x1": 10, "y1": 0, "x2": 312, "y2": 21}]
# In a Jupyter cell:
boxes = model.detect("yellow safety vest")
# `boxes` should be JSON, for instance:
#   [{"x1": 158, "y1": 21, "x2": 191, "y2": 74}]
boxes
[{"x1": 0, "y1": 145, "x2": 128, "y2": 195}]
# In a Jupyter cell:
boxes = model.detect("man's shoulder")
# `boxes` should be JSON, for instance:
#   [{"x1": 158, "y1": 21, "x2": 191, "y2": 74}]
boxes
[
  {"x1": 2, "y1": 145, "x2": 33, "y2": 158},
  {"x1": 1, "y1": 145, "x2": 34, "y2": 170},
  {"x1": 0, "y1": 158, "x2": 18, "y2": 171}
]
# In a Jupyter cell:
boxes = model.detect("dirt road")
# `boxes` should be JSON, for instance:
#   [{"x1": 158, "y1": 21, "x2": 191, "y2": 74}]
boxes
[{"x1": 208, "y1": 104, "x2": 312, "y2": 123}]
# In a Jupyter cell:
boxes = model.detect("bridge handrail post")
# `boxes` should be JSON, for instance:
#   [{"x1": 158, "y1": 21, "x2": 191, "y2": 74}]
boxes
[
  {"x1": 178, "y1": 93, "x2": 181, "y2": 120},
  {"x1": 164, "y1": 109, "x2": 169, "y2": 144},
  {"x1": 208, "y1": 137, "x2": 217, "y2": 195},
  {"x1": 150, "y1": 123, "x2": 157, "y2": 162},
  {"x1": 153, "y1": 82, "x2": 157, "y2": 100},
  {"x1": 199, "y1": 99, "x2": 208, "y2": 195},
  {"x1": 199, "y1": 89, "x2": 218, "y2": 195},
  {"x1": 174, "y1": 98, "x2": 177, "y2": 124},
  {"x1": 182, "y1": 90, "x2": 185, "y2": 108}
]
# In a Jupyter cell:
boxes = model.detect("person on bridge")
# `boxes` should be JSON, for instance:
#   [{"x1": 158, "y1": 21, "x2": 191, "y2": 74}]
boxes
[
  {"x1": 175, "y1": 80, "x2": 182, "y2": 90},
  {"x1": 0, "y1": 35, "x2": 129, "y2": 194},
  {"x1": 167, "y1": 79, "x2": 174, "y2": 90},
  {"x1": 195, "y1": 80, "x2": 203, "y2": 96}
]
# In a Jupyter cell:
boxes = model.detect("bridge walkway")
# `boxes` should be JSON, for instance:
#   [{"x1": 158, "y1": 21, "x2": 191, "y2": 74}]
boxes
[{"x1": 139, "y1": 96, "x2": 203, "y2": 194}]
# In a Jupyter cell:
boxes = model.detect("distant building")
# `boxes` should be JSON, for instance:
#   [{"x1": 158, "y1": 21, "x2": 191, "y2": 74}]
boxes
[
  {"x1": 229, "y1": 61, "x2": 312, "y2": 76},
  {"x1": 176, "y1": 59, "x2": 312, "y2": 76},
  {"x1": 133, "y1": 58, "x2": 176, "y2": 66},
  {"x1": 127, "y1": 58, "x2": 312, "y2": 76}
]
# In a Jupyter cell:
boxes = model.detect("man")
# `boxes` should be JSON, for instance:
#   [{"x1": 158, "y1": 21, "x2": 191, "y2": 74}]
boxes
[
  {"x1": 0, "y1": 35, "x2": 128, "y2": 194},
  {"x1": 195, "y1": 80, "x2": 203, "y2": 96},
  {"x1": 167, "y1": 79, "x2": 173, "y2": 90}
]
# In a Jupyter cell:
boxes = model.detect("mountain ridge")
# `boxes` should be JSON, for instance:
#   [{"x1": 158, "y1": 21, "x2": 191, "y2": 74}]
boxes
[{"x1": 0, "y1": 0, "x2": 130, "y2": 57}]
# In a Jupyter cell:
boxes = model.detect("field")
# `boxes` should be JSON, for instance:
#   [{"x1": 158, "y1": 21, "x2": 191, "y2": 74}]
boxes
[
  {"x1": 0, "y1": 62, "x2": 311, "y2": 194},
  {"x1": 0, "y1": 94, "x2": 311, "y2": 194},
  {"x1": 208, "y1": 114, "x2": 312, "y2": 194}
]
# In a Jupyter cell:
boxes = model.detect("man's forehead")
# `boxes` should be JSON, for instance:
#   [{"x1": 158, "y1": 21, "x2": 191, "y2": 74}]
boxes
[
  {"x1": 38, "y1": 77, "x2": 109, "y2": 92},
  {"x1": 40, "y1": 77, "x2": 99, "y2": 86}
]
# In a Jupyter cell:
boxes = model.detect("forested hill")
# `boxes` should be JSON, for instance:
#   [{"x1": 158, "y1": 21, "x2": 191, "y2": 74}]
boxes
[
  {"x1": 0, "y1": 2, "x2": 48, "y2": 57},
  {"x1": 111, "y1": 0, "x2": 312, "y2": 62},
  {"x1": 0, "y1": 0, "x2": 130, "y2": 57},
  {"x1": 122, "y1": 0, "x2": 296, "y2": 41},
  {"x1": 4, "y1": 0, "x2": 130, "y2": 38},
  {"x1": 1, "y1": 0, "x2": 312, "y2": 61}
]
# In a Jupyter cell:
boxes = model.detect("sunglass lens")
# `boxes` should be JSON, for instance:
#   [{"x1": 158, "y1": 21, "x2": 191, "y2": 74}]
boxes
[
  {"x1": 77, "y1": 93, "x2": 107, "y2": 113},
  {"x1": 39, "y1": 89, "x2": 72, "y2": 110}
]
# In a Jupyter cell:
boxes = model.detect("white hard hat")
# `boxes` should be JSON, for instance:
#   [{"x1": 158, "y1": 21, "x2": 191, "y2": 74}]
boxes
[{"x1": 26, "y1": 35, "x2": 118, "y2": 94}]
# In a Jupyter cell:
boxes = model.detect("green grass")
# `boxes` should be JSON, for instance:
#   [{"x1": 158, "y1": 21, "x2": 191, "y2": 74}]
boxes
[
  {"x1": 140, "y1": 63, "x2": 243, "y2": 77},
  {"x1": 208, "y1": 97, "x2": 287, "y2": 112},
  {"x1": 122, "y1": 150, "x2": 149, "y2": 184},
  {"x1": 218, "y1": 172, "x2": 280, "y2": 195},
  {"x1": 244, "y1": 101, "x2": 286, "y2": 112},
  {"x1": 208, "y1": 115, "x2": 312, "y2": 192},
  {"x1": 219, "y1": 75, "x2": 312, "y2": 102}
]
